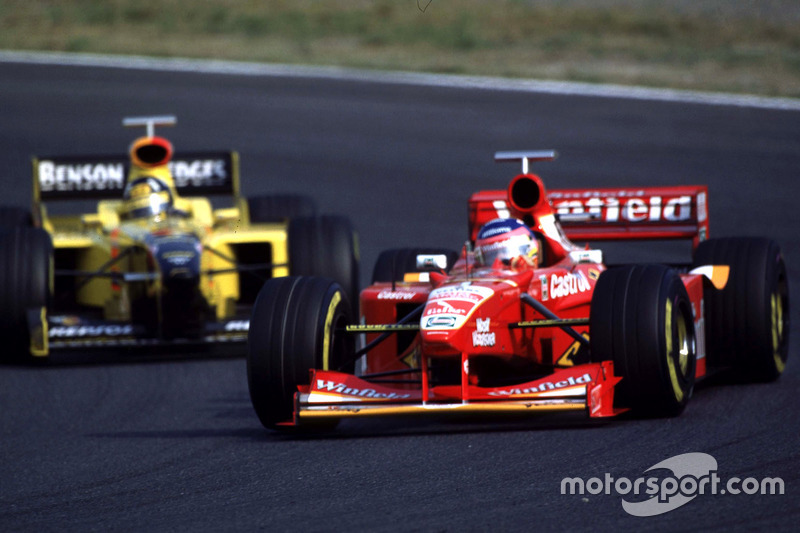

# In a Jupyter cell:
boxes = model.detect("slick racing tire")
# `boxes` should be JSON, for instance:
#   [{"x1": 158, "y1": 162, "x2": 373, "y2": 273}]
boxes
[
  {"x1": 0, "y1": 227, "x2": 52, "y2": 361},
  {"x1": 0, "y1": 206, "x2": 33, "y2": 228},
  {"x1": 590, "y1": 265, "x2": 697, "y2": 417},
  {"x1": 692, "y1": 237, "x2": 789, "y2": 382},
  {"x1": 371, "y1": 247, "x2": 460, "y2": 283},
  {"x1": 288, "y1": 215, "x2": 359, "y2": 313},
  {"x1": 247, "y1": 276, "x2": 354, "y2": 430},
  {"x1": 247, "y1": 194, "x2": 317, "y2": 223}
]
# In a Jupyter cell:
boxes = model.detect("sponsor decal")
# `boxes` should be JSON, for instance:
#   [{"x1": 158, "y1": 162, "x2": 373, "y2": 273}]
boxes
[
  {"x1": 550, "y1": 190, "x2": 647, "y2": 199},
  {"x1": 556, "y1": 333, "x2": 591, "y2": 367},
  {"x1": 50, "y1": 315, "x2": 81, "y2": 326},
  {"x1": 401, "y1": 345, "x2": 421, "y2": 369},
  {"x1": 426, "y1": 300, "x2": 464, "y2": 315},
  {"x1": 170, "y1": 159, "x2": 228, "y2": 188},
  {"x1": 540, "y1": 275, "x2": 549, "y2": 301},
  {"x1": 480, "y1": 224, "x2": 516, "y2": 238},
  {"x1": 224, "y1": 320, "x2": 250, "y2": 332},
  {"x1": 550, "y1": 271, "x2": 591, "y2": 299},
  {"x1": 472, "y1": 318, "x2": 496, "y2": 347},
  {"x1": 315, "y1": 380, "x2": 412, "y2": 400},
  {"x1": 424, "y1": 315, "x2": 458, "y2": 329},
  {"x1": 49, "y1": 324, "x2": 134, "y2": 338},
  {"x1": 697, "y1": 192, "x2": 707, "y2": 223},
  {"x1": 423, "y1": 283, "x2": 494, "y2": 330},
  {"x1": 36, "y1": 153, "x2": 235, "y2": 199},
  {"x1": 377, "y1": 290, "x2": 417, "y2": 300},
  {"x1": 428, "y1": 283, "x2": 493, "y2": 302},
  {"x1": 552, "y1": 193, "x2": 693, "y2": 223},
  {"x1": 163, "y1": 251, "x2": 195, "y2": 266},
  {"x1": 488, "y1": 373, "x2": 592, "y2": 396},
  {"x1": 38, "y1": 161, "x2": 125, "y2": 193}
]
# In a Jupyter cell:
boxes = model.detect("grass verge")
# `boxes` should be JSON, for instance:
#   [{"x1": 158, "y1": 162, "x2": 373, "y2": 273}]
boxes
[{"x1": 1, "y1": 0, "x2": 798, "y2": 97}]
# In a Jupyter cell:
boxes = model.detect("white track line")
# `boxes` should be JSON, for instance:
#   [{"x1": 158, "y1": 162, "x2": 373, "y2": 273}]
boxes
[{"x1": 2, "y1": 50, "x2": 799, "y2": 111}]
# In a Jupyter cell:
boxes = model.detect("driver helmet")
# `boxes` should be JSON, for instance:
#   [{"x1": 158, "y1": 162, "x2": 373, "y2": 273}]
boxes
[
  {"x1": 475, "y1": 218, "x2": 539, "y2": 268},
  {"x1": 122, "y1": 176, "x2": 173, "y2": 219}
]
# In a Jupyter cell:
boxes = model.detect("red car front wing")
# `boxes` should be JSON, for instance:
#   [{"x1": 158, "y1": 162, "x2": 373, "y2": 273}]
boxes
[{"x1": 285, "y1": 361, "x2": 625, "y2": 426}]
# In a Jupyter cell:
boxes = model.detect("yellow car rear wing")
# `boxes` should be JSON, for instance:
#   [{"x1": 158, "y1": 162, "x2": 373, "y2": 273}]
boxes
[{"x1": 32, "y1": 150, "x2": 240, "y2": 204}]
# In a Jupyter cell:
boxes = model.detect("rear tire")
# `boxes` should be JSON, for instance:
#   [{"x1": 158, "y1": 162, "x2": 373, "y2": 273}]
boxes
[
  {"x1": 247, "y1": 194, "x2": 316, "y2": 223},
  {"x1": 247, "y1": 277, "x2": 354, "y2": 429},
  {"x1": 372, "y1": 247, "x2": 460, "y2": 283},
  {"x1": 0, "y1": 227, "x2": 52, "y2": 361},
  {"x1": 692, "y1": 237, "x2": 789, "y2": 382},
  {"x1": 590, "y1": 265, "x2": 696, "y2": 417},
  {"x1": 288, "y1": 215, "x2": 359, "y2": 313}
]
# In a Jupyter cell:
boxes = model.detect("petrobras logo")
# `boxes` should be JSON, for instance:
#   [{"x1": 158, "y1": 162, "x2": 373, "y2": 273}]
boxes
[
  {"x1": 315, "y1": 380, "x2": 412, "y2": 400},
  {"x1": 550, "y1": 191, "x2": 694, "y2": 223},
  {"x1": 550, "y1": 271, "x2": 591, "y2": 299},
  {"x1": 38, "y1": 161, "x2": 125, "y2": 193}
]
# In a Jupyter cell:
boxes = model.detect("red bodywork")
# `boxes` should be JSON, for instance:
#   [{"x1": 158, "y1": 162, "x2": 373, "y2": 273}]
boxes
[{"x1": 290, "y1": 163, "x2": 712, "y2": 426}]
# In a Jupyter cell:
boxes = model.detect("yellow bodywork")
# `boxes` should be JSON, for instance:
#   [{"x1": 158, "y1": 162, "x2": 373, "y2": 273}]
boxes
[
  {"x1": 35, "y1": 146, "x2": 291, "y2": 326},
  {"x1": 41, "y1": 199, "x2": 288, "y2": 322}
]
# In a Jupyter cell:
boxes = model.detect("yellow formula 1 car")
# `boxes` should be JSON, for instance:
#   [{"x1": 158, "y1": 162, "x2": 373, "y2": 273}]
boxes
[{"x1": 0, "y1": 116, "x2": 358, "y2": 361}]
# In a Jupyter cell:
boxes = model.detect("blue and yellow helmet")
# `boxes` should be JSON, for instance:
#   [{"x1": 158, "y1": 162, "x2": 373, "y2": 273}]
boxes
[{"x1": 122, "y1": 176, "x2": 174, "y2": 219}]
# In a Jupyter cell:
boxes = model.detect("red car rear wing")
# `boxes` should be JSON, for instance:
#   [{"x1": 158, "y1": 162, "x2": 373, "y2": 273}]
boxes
[
  {"x1": 470, "y1": 151, "x2": 710, "y2": 249},
  {"x1": 469, "y1": 184, "x2": 709, "y2": 248},
  {"x1": 550, "y1": 184, "x2": 709, "y2": 245}
]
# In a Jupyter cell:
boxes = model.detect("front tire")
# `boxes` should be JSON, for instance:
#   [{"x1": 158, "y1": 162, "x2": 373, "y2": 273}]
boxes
[
  {"x1": 693, "y1": 237, "x2": 789, "y2": 382},
  {"x1": 0, "y1": 227, "x2": 52, "y2": 361},
  {"x1": 247, "y1": 276, "x2": 354, "y2": 429},
  {"x1": 590, "y1": 265, "x2": 696, "y2": 417}
]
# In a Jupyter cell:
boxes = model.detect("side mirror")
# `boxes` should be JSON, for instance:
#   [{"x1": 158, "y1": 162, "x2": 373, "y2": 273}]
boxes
[{"x1": 416, "y1": 254, "x2": 449, "y2": 271}]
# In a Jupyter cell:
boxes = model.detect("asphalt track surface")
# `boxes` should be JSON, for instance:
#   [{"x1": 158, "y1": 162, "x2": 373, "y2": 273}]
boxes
[{"x1": 1, "y1": 59, "x2": 799, "y2": 531}]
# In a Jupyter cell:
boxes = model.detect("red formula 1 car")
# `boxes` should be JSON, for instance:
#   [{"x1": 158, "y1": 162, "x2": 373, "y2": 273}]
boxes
[{"x1": 247, "y1": 151, "x2": 789, "y2": 430}]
